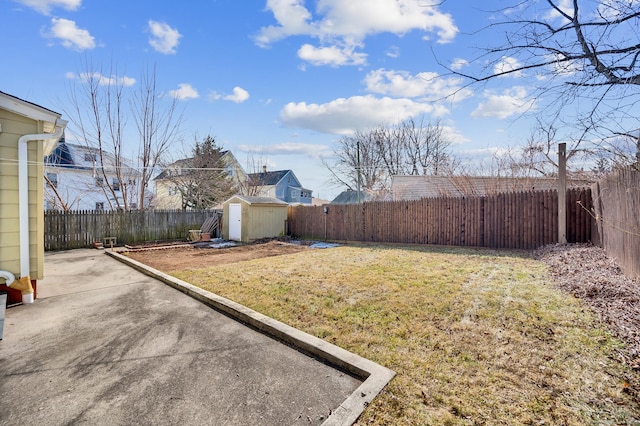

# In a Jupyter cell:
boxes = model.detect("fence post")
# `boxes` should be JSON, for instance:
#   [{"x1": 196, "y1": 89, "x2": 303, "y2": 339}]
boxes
[{"x1": 558, "y1": 143, "x2": 567, "y2": 244}]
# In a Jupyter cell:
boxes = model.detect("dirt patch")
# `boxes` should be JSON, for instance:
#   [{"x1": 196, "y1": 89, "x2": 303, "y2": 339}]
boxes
[{"x1": 125, "y1": 240, "x2": 309, "y2": 272}]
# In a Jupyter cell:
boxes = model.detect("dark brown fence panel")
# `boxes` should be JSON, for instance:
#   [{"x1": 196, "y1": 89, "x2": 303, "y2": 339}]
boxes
[
  {"x1": 591, "y1": 168, "x2": 640, "y2": 278},
  {"x1": 288, "y1": 188, "x2": 594, "y2": 250},
  {"x1": 44, "y1": 210, "x2": 218, "y2": 251}
]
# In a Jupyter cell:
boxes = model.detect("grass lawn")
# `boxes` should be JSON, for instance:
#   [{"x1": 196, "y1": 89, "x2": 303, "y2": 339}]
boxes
[{"x1": 170, "y1": 244, "x2": 639, "y2": 425}]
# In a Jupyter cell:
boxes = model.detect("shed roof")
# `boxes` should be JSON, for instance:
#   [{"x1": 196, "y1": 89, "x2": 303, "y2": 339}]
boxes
[{"x1": 226, "y1": 195, "x2": 288, "y2": 206}]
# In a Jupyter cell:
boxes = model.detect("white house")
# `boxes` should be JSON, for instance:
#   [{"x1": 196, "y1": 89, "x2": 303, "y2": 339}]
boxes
[{"x1": 44, "y1": 137, "x2": 147, "y2": 211}]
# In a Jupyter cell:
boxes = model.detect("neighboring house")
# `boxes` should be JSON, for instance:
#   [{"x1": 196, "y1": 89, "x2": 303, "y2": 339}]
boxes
[
  {"x1": 0, "y1": 91, "x2": 67, "y2": 304},
  {"x1": 391, "y1": 175, "x2": 594, "y2": 200},
  {"x1": 44, "y1": 138, "x2": 146, "y2": 211},
  {"x1": 154, "y1": 151, "x2": 246, "y2": 210},
  {"x1": 247, "y1": 167, "x2": 312, "y2": 204},
  {"x1": 330, "y1": 190, "x2": 375, "y2": 204}
]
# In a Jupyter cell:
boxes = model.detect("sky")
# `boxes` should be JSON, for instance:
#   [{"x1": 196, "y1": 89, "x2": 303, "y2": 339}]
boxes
[{"x1": 2, "y1": 0, "x2": 553, "y2": 201}]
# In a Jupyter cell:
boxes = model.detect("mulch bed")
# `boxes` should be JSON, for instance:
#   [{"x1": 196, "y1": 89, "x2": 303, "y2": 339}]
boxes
[{"x1": 534, "y1": 243, "x2": 640, "y2": 371}]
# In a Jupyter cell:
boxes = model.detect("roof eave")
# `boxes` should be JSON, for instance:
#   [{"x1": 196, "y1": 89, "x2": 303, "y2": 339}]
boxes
[{"x1": 0, "y1": 91, "x2": 66, "y2": 125}]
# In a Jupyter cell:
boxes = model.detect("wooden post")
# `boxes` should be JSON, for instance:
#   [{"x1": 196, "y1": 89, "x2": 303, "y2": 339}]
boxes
[{"x1": 558, "y1": 143, "x2": 567, "y2": 244}]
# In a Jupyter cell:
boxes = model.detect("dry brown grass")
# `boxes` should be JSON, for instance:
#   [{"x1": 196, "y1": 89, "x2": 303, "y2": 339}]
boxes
[{"x1": 164, "y1": 244, "x2": 639, "y2": 425}]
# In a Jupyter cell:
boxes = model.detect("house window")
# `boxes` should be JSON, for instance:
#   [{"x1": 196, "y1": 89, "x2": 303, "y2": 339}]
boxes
[
  {"x1": 47, "y1": 173, "x2": 58, "y2": 188},
  {"x1": 291, "y1": 189, "x2": 299, "y2": 198},
  {"x1": 112, "y1": 178, "x2": 120, "y2": 191},
  {"x1": 84, "y1": 153, "x2": 97, "y2": 162},
  {"x1": 95, "y1": 202, "x2": 104, "y2": 211},
  {"x1": 96, "y1": 176, "x2": 104, "y2": 186}
]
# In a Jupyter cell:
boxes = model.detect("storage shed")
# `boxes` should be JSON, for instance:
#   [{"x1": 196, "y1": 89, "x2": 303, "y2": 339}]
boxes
[{"x1": 222, "y1": 195, "x2": 288, "y2": 242}]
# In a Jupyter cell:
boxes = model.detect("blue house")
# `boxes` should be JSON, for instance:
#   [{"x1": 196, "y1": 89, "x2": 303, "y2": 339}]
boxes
[{"x1": 247, "y1": 167, "x2": 312, "y2": 204}]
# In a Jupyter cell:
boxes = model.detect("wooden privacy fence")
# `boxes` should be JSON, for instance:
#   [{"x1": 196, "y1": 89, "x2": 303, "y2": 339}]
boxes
[
  {"x1": 288, "y1": 188, "x2": 592, "y2": 250},
  {"x1": 591, "y1": 168, "x2": 640, "y2": 278},
  {"x1": 44, "y1": 210, "x2": 219, "y2": 251}
]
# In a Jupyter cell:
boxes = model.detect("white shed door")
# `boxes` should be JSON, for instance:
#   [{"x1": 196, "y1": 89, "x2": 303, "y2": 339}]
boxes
[{"x1": 229, "y1": 203, "x2": 242, "y2": 241}]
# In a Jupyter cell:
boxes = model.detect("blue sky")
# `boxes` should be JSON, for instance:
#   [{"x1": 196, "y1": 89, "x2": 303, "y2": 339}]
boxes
[{"x1": 2, "y1": 0, "x2": 549, "y2": 201}]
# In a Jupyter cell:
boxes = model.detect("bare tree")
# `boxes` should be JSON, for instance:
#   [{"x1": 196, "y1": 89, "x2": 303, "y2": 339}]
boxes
[
  {"x1": 44, "y1": 174, "x2": 72, "y2": 211},
  {"x1": 64, "y1": 60, "x2": 137, "y2": 210},
  {"x1": 396, "y1": 118, "x2": 452, "y2": 175},
  {"x1": 237, "y1": 149, "x2": 273, "y2": 197},
  {"x1": 322, "y1": 128, "x2": 387, "y2": 192},
  {"x1": 63, "y1": 60, "x2": 181, "y2": 211},
  {"x1": 324, "y1": 118, "x2": 455, "y2": 192},
  {"x1": 131, "y1": 64, "x2": 182, "y2": 209},
  {"x1": 443, "y1": 0, "x2": 640, "y2": 166}
]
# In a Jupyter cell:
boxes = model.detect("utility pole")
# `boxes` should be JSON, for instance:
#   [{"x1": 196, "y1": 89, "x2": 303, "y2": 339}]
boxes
[{"x1": 558, "y1": 143, "x2": 567, "y2": 244}]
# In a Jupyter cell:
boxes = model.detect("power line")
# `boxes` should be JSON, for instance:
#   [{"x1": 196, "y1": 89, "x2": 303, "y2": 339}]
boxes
[{"x1": 0, "y1": 157, "x2": 231, "y2": 172}]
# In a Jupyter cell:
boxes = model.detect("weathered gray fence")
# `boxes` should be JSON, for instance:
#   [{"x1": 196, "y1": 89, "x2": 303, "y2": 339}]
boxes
[
  {"x1": 44, "y1": 210, "x2": 219, "y2": 250},
  {"x1": 288, "y1": 188, "x2": 593, "y2": 250},
  {"x1": 591, "y1": 168, "x2": 640, "y2": 278}
]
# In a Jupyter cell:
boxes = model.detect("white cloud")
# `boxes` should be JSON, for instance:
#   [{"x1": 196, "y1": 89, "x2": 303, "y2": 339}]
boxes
[
  {"x1": 363, "y1": 69, "x2": 472, "y2": 102},
  {"x1": 210, "y1": 87, "x2": 250, "y2": 103},
  {"x1": 545, "y1": 52, "x2": 583, "y2": 77},
  {"x1": 440, "y1": 125, "x2": 469, "y2": 145},
  {"x1": 471, "y1": 87, "x2": 536, "y2": 119},
  {"x1": 314, "y1": 0, "x2": 457, "y2": 42},
  {"x1": 385, "y1": 45, "x2": 400, "y2": 58},
  {"x1": 148, "y1": 20, "x2": 182, "y2": 54},
  {"x1": 297, "y1": 43, "x2": 367, "y2": 67},
  {"x1": 170, "y1": 83, "x2": 199, "y2": 100},
  {"x1": 450, "y1": 58, "x2": 468, "y2": 71},
  {"x1": 597, "y1": 0, "x2": 640, "y2": 19},
  {"x1": 224, "y1": 87, "x2": 250, "y2": 103},
  {"x1": 279, "y1": 95, "x2": 445, "y2": 135},
  {"x1": 255, "y1": 0, "x2": 315, "y2": 46},
  {"x1": 46, "y1": 18, "x2": 94, "y2": 50},
  {"x1": 256, "y1": 0, "x2": 458, "y2": 66},
  {"x1": 494, "y1": 56, "x2": 524, "y2": 78},
  {"x1": 14, "y1": 0, "x2": 81, "y2": 15},
  {"x1": 544, "y1": 0, "x2": 573, "y2": 20},
  {"x1": 69, "y1": 72, "x2": 135, "y2": 86}
]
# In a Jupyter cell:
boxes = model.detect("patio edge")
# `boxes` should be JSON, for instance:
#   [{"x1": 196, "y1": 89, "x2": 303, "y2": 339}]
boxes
[{"x1": 106, "y1": 250, "x2": 395, "y2": 426}]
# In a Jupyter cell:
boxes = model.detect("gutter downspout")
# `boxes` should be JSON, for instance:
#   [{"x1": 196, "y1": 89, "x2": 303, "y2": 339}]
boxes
[
  {"x1": 0, "y1": 270, "x2": 15, "y2": 286},
  {"x1": 16, "y1": 125, "x2": 65, "y2": 303}
]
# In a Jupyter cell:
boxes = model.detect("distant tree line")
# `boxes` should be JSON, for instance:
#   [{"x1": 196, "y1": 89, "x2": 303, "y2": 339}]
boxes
[{"x1": 325, "y1": 118, "x2": 456, "y2": 194}]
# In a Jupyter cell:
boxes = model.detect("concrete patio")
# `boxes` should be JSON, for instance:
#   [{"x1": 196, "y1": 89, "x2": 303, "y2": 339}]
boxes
[{"x1": 0, "y1": 249, "x2": 393, "y2": 425}]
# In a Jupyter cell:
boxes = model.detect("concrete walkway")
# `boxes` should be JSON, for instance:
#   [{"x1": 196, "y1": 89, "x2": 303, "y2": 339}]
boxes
[{"x1": 0, "y1": 249, "x2": 393, "y2": 425}]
